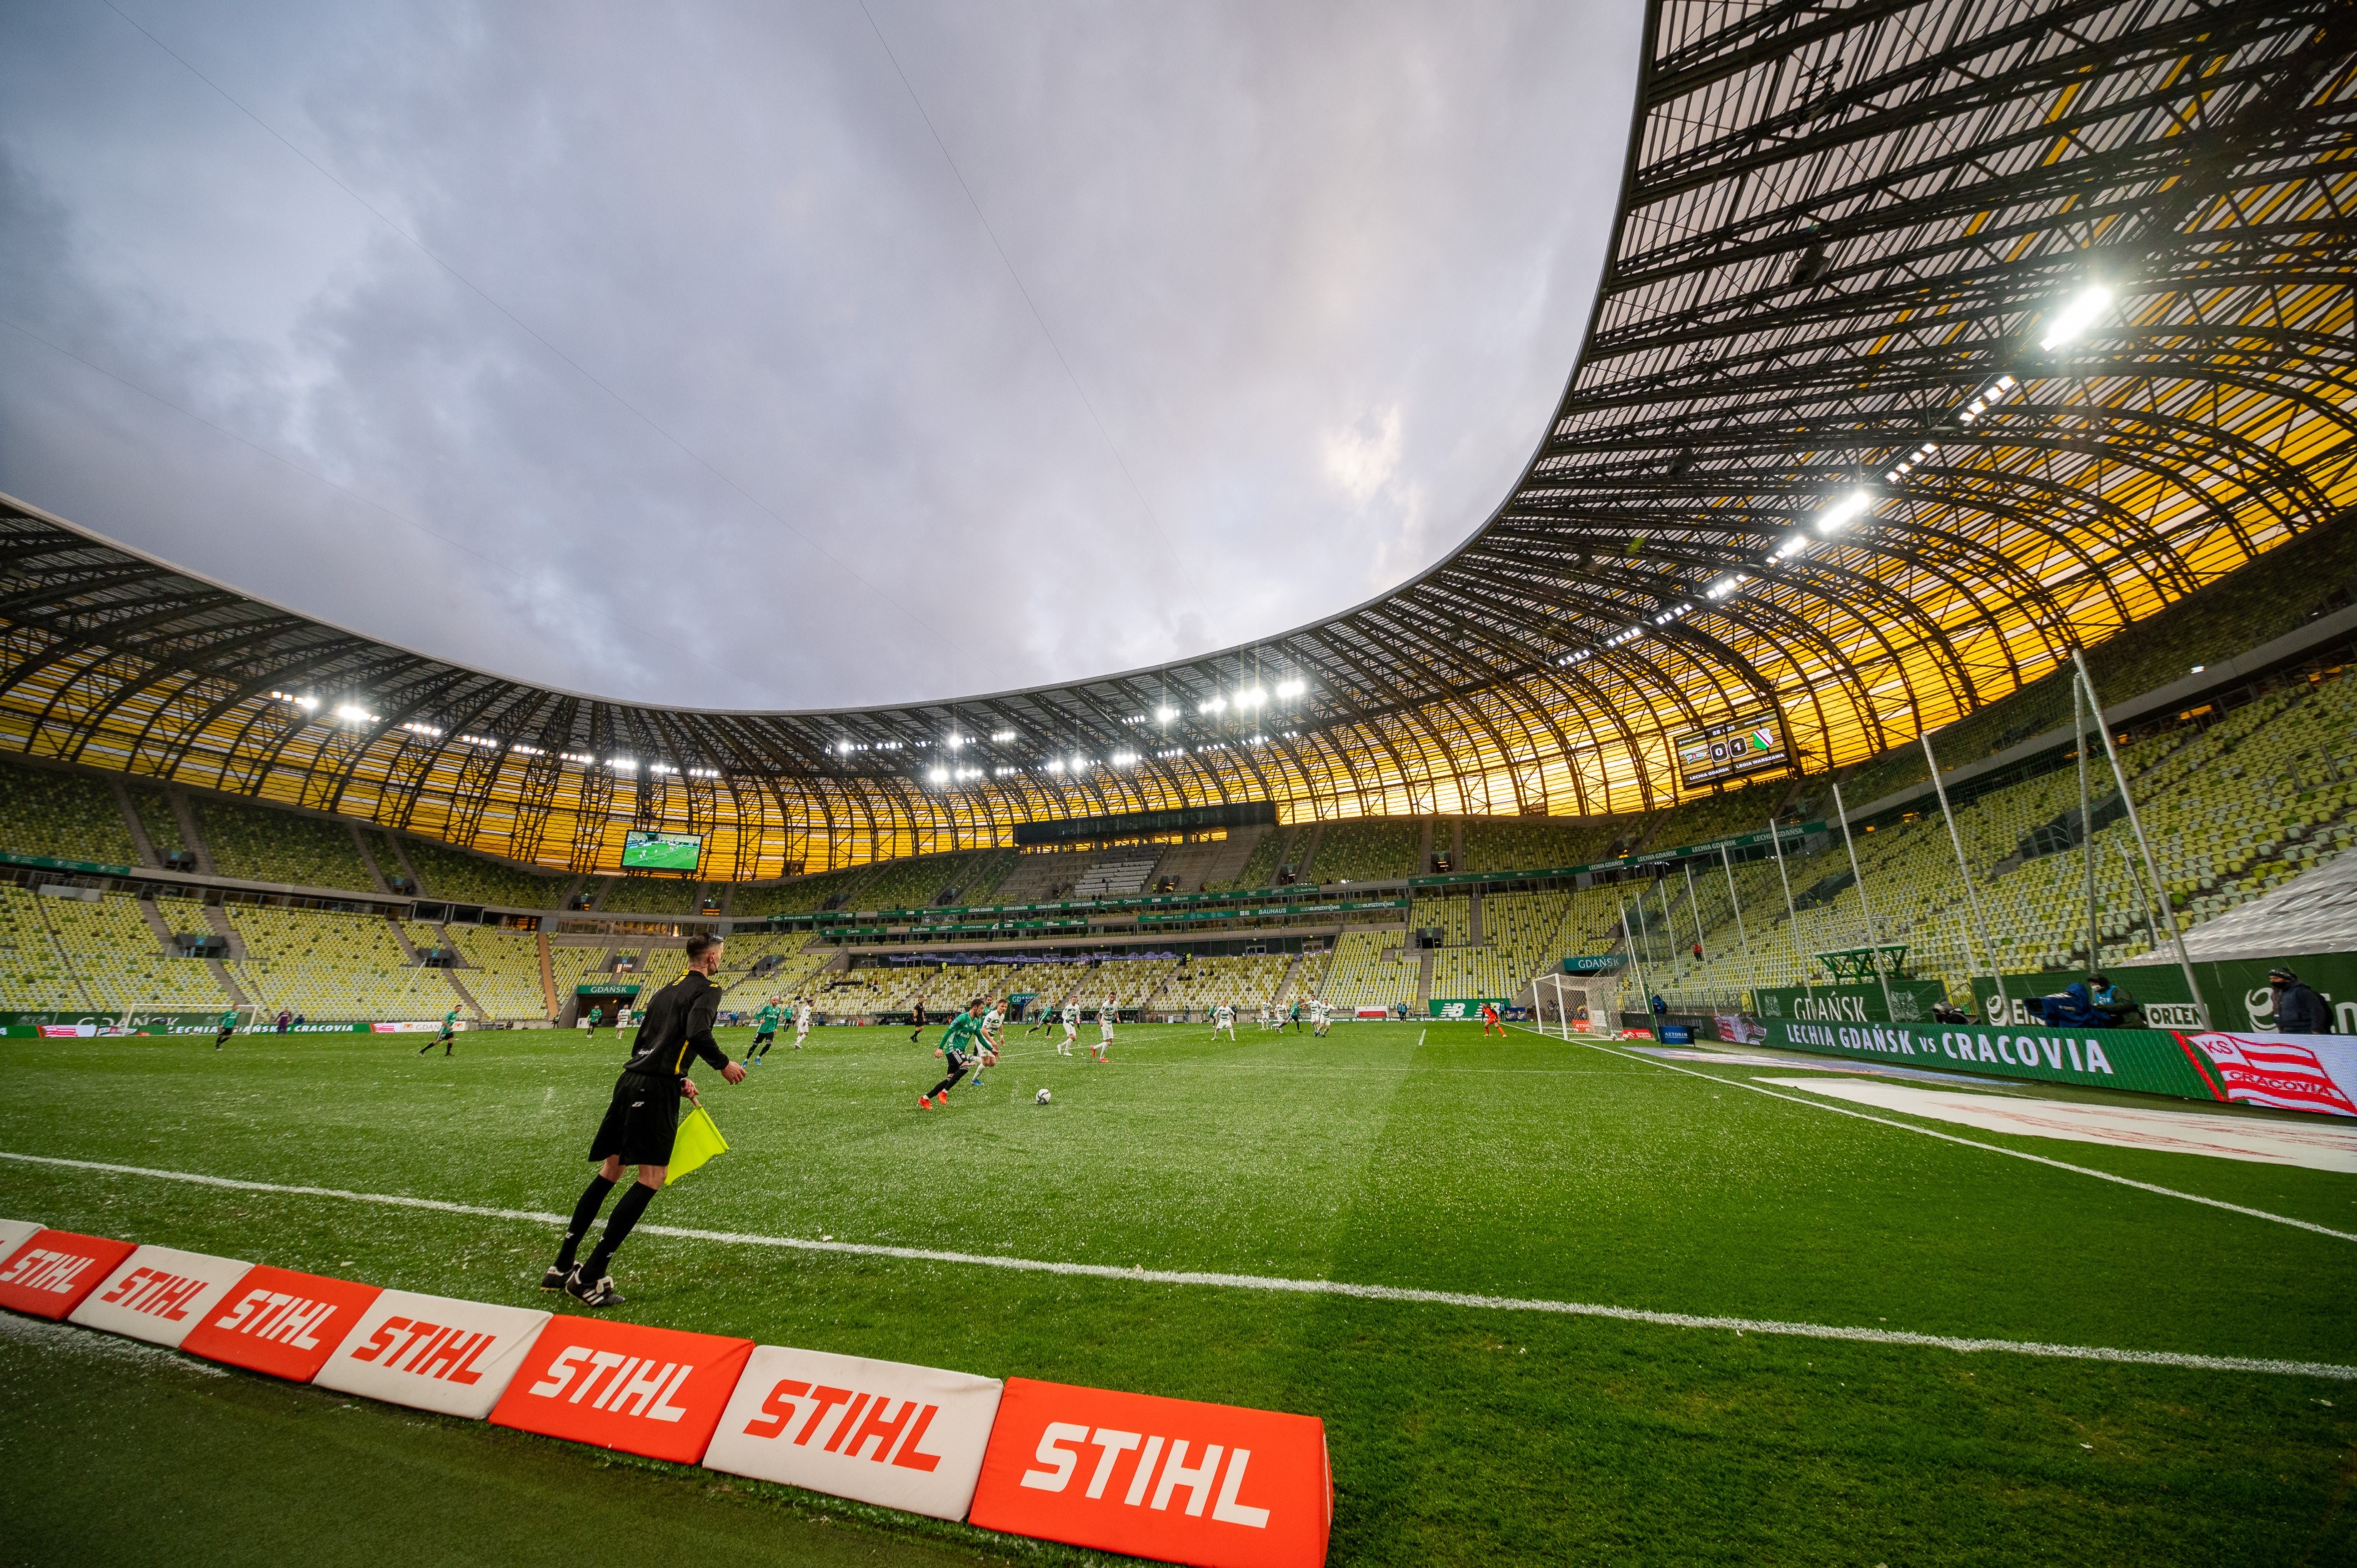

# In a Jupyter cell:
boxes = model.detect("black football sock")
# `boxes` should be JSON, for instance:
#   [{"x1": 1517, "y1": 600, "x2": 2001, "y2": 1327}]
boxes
[
  {"x1": 555, "y1": 1175, "x2": 615, "y2": 1270},
  {"x1": 584, "y1": 1181, "x2": 657, "y2": 1277}
]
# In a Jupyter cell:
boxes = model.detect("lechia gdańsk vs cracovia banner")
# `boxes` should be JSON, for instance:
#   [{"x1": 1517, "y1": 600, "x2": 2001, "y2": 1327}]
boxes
[{"x1": 1763, "y1": 1018, "x2": 2357, "y2": 1117}]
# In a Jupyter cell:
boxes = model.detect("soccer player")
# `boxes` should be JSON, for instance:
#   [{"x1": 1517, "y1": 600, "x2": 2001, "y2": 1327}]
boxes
[
  {"x1": 794, "y1": 996, "x2": 814, "y2": 1050},
  {"x1": 1288, "y1": 998, "x2": 1305, "y2": 1033},
  {"x1": 1094, "y1": 995, "x2": 1116, "y2": 1062},
  {"x1": 909, "y1": 997, "x2": 930, "y2": 1046},
  {"x1": 1213, "y1": 1000, "x2": 1236, "y2": 1040},
  {"x1": 543, "y1": 933, "x2": 744, "y2": 1307},
  {"x1": 1059, "y1": 996, "x2": 1079, "y2": 1056},
  {"x1": 971, "y1": 996, "x2": 1004, "y2": 1088},
  {"x1": 214, "y1": 1006, "x2": 236, "y2": 1051},
  {"x1": 748, "y1": 996, "x2": 783, "y2": 1063},
  {"x1": 421, "y1": 1005, "x2": 460, "y2": 1056},
  {"x1": 1481, "y1": 1001, "x2": 1505, "y2": 1037},
  {"x1": 921, "y1": 1002, "x2": 986, "y2": 1107},
  {"x1": 1311, "y1": 997, "x2": 1331, "y2": 1037}
]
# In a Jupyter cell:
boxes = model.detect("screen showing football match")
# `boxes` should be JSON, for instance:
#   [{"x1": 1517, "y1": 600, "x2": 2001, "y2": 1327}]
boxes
[
  {"x1": 1672, "y1": 709, "x2": 1788, "y2": 789},
  {"x1": 620, "y1": 829, "x2": 703, "y2": 872}
]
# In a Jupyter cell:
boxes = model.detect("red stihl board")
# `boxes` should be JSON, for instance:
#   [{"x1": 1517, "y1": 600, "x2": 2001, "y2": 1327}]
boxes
[
  {"x1": 69, "y1": 1245, "x2": 255, "y2": 1348},
  {"x1": 489, "y1": 1316, "x2": 754, "y2": 1464},
  {"x1": 969, "y1": 1377, "x2": 1331, "y2": 1568},
  {"x1": 313, "y1": 1290, "x2": 554, "y2": 1419},
  {"x1": 704, "y1": 1345, "x2": 1004, "y2": 1520},
  {"x1": 0, "y1": 1230, "x2": 138, "y2": 1321},
  {"x1": 179, "y1": 1265, "x2": 384, "y2": 1382}
]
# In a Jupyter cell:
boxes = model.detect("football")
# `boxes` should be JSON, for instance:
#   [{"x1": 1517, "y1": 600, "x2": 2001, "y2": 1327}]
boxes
[{"x1": 1035, "y1": 1088, "x2": 1052, "y2": 1105}]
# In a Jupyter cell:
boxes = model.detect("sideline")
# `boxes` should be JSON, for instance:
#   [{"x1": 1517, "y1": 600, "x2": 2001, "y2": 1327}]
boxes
[
  {"x1": 1520, "y1": 1026, "x2": 2357, "y2": 1242},
  {"x1": 0, "y1": 1147, "x2": 2348, "y2": 1382}
]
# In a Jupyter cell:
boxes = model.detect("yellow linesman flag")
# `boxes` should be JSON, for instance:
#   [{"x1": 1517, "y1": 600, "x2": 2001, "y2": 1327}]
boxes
[{"x1": 666, "y1": 1102, "x2": 729, "y2": 1185}]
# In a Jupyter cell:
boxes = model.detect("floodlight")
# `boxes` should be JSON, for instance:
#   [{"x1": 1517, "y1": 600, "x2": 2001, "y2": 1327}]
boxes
[
  {"x1": 1156, "y1": 706, "x2": 1176, "y2": 723},
  {"x1": 927, "y1": 767, "x2": 949, "y2": 785},
  {"x1": 2038, "y1": 284, "x2": 2112, "y2": 350},
  {"x1": 1275, "y1": 678, "x2": 1306, "y2": 698},
  {"x1": 1816, "y1": 489, "x2": 1874, "y2": 534}
]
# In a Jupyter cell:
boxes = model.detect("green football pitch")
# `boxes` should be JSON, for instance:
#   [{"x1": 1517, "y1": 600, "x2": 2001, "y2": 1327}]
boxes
[{"x1": 1, "y1": 1020, "x2": 2351, "y2": 1567}]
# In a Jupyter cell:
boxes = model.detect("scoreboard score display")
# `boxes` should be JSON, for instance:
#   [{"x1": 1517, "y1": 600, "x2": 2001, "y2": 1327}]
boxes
[
  {"x1": 1673, "y1": 710, "x2": 1788, "y2": 789},
  {"x1": 621, "y1": 830, "x2": 703, "y2": 873}
]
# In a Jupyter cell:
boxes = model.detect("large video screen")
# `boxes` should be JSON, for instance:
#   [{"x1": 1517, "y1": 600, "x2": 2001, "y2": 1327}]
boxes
[
  {"x1": 1673, "y1": 709, "x2": 1789, "y2": 790},
  {"x1": 621, "y1": 830, "x2": 703, "y2": 873}
]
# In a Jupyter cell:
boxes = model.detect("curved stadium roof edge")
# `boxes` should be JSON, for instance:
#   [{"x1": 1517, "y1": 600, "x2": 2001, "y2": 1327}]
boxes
[{"x1": 3, "y1": 0, "x2": 2353, "y2": 881}]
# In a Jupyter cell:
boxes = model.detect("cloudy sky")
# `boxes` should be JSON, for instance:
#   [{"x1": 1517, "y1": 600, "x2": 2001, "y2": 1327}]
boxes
[{"x1": 0, "y1": 1, "x2": 1640, "y2": 710}]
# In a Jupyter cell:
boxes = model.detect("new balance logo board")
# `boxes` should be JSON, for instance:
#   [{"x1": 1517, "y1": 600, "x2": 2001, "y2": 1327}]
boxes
[
  {"x1": 179, "y1": 1265, "x2": 384, "y2": 1382},
  {"x1": 313, "y1": 1290, "x2": 554, "y2": 1419},
  {"x1": 970, "y1": 1377, "x2": 1329, "y2": 1568},
  {"x1": 0, "y1": 1230, "x2": 139, "y2": 1320},
  {"x1": 704, "y1": 1345, "x2": 1004, "y2": 1520},
  {"x1": 68, "y1": 1245, "x2": 254, "y2": 1347},
  {"x1": 489, "y1": 1317, "x2": 754, "y2": 1464}
]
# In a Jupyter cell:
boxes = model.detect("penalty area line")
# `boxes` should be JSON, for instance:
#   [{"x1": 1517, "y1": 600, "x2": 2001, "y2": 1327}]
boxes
[
  {"x1": 1521, "y1": 1026, "x2": 2357, "y2": 1244},
  {"x1": 0, "y1": 1148, "x2": 2349, "y2": 1382}
]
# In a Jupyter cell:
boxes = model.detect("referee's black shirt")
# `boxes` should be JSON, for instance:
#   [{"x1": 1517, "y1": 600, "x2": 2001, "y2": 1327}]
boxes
[{"x1": 620, "y1": 970, "x2": 731, "y2": 1082}]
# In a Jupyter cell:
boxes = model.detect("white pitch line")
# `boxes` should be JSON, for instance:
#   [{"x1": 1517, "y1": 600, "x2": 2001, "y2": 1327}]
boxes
[
  {"x1": 1530, "y1": 1027, "x2": 2357, "y2": 1243},
  {"x1": 1, "y1": 1147, "x2": 2348, "y2": 1382}
]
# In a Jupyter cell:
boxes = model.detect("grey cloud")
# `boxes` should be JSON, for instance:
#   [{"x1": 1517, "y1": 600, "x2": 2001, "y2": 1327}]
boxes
[{"x1": 0, "y1": 0, "x2": 1638, "y2": 709}]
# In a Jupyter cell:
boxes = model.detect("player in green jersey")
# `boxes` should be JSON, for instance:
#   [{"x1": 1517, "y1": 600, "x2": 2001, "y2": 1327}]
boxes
[
  {"x1": 747, "y1": 997, "x2": 783, "y2": 1063},
  {"x1": 920, "y1": 1003, "x2": 987, "y2": 1108}
]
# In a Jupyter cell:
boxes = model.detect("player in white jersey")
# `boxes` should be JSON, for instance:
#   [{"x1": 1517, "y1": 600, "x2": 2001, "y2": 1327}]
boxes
[
  {"x1": 1094, "y1": 995, "x2": 1116, "y2": 1061},
  {"x1": 972, "y1": 999, "x2": 1004, "y2": 1087},
  {"x1": 1212, "y1": 1001, "x2": 1236, "y2": 1040},
  {"x1": 1059, "y1": 997, "x2": 1079, "y2": 1055},
  {"x1": 1311, "y1": 997, "x2": 1332, "y2": 1036},
  {"x1": 794, "y1": 997, "x2": 813, "y2": 1049}
]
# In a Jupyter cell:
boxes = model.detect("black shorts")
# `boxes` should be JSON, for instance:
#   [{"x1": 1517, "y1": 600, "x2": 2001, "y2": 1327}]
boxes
[
  {"x1": 754, "y1": 1029, "x2": 776, "y2": 1045},
  {"x1": 589, "y1": 1071, "x2": 682, "y2": 1167}
]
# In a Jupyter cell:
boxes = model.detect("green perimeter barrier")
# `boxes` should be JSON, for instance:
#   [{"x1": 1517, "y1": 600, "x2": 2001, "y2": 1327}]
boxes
[
  {"x1": 1753, "y1": 979, "x2": 1950, "y2": 1025},
  {"x1": 1762, "y1": 1017, "x2": 2221, "y2": 1100},
  {"x1": 1970, "y1": 950, "x2": 2357, "y2": 1034}
]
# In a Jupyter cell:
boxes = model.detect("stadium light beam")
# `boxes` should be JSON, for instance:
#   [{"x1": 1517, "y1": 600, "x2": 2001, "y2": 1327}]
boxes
[
  {"x1": 1816, "y1": 489, "x2": 1874, "y2": 534},
  {"x1": 2040, "y1": 284, "x2": 2113, "y2": 351}
]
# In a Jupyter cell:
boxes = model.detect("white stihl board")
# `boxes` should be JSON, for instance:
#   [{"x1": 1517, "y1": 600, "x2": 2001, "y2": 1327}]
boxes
[
  {"x1": 312, "y1": 1289, "x2": 554, "y2": 1419},
  {"x1": 704, "y1": 1345, "x2": 1004, "y2": 1519},
  {"x1": 0, "y1": 1219, "x2": 41, "y2": 1263},
  {"x1": 69, "y1": 1245, "x2": 255, "y2": 1347}
]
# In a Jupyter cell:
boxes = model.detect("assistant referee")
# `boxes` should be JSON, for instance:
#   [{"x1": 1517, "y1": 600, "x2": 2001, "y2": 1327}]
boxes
[{"x1": 543, "y1": 932, "x2": 744, "y2": 1307}]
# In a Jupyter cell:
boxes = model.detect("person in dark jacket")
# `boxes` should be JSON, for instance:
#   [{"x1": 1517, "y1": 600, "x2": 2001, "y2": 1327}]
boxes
[
  {"x1": 2269, "y1": 968, "x2": 2333, "y2": 1034},
  {"x1": 542, "y1": 933, "x2": 744, "y2": 1307},
  {"x1": 2031, "y1": 981, "x2": 2106, "y2": 1027}
]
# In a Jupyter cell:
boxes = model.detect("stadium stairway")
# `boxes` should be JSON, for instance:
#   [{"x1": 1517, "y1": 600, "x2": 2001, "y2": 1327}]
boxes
[
  {"x1": 442, "y1": 967, "x2": 485, "y2": 1021},
  {"x1": 200, "y1": 905, "x2": 246, "y2": 961},
  {"x1": 112, "y1": 780, "x2": 159, "y2": 868},
  {"x1": 134, "y1": 897, "x2": 176, "y2": 953},
  {"x1": 386, "y1": 918, "x2": 423, "y2": 964},
  {"x1": 349, "y1": 827, "x2": 391, "y2": 893},
  {"x1": 167, "y1": 788, "x2": 214, "y2": 875}
]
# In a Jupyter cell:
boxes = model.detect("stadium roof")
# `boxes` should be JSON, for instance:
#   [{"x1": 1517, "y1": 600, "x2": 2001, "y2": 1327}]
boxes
[{"x1": 3, "y1": 0, "x2": 2353, "y2": 879}]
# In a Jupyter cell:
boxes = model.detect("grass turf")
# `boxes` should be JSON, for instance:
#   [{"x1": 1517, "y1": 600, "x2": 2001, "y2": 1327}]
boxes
[{"x1": 0, "y1": 1019, "x2": 2351, "y2": 1565}]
